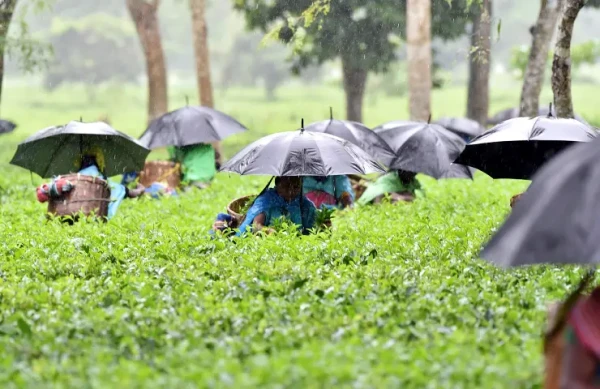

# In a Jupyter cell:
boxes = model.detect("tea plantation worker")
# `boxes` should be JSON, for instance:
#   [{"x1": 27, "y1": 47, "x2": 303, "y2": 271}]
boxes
[
  {"x1": 168, "y1": 143, "x2": 217, "y2": 190},
  {"x1": 560, "y1": 286, "x2": 600, "y2": 388},
  {"x1": 234, "y1": 176, "x2": 316, "y2": 236},
  {"x1": 303, "y1": 175, "x2": 354, "y2": 209},
  {"x1": 36, "y1": 149, "x2": 145, "y2": 219},
  {"x1": 121, "y1": 171, "x2": 178, "y2": 199},
  {"x1": 357, "y1": 169, "x2": 422, "y2": 205}
]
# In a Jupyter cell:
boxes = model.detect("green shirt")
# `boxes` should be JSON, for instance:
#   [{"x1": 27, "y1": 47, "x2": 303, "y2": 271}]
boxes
[
  {"x1": 357, "y1": 171, "x2": 422, "y2": 206},
  {"x1": 168, "y1": 144, "x2": 216, "y2": 183}
]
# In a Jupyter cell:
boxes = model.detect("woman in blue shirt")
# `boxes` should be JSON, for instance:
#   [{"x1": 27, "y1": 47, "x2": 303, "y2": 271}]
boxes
[{"x1": 236, "y1": 176, "x2": 317, "y2": 236}]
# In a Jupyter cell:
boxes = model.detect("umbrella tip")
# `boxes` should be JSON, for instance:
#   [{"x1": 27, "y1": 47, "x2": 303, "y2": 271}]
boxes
[
  {"x1": 185, "y1": 95, "x2": 189, "y2": 106},
  {"x1": 330, "y1": 106, "x2": 333, "y2": 120},
  {"x1": 427, "y1": 113, "x2": 431, "y2": 124},
  {"x1": 301, "y1": 118, "x2": 304, "y2": 132},
  {"x1": 548, "y1": 102, "x2": 553, "y2": 117}
]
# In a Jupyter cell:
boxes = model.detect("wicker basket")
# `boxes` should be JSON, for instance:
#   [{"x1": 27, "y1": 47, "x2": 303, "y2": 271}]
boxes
[
  {"x1": 139, "y1": 161, "x2": 181, "y2": 188},
  {"x1": 227, "y1": 195, "x2": 254, "y2": 224},
  {"x1": 47, "y1": 174, "x2": 110, "y2": 221}
]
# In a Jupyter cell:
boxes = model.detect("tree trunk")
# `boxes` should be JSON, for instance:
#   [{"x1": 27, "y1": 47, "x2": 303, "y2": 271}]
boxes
[
  {"x1": 189, "y1": 0, "x2": 222, "y2": 166},
  {"x1": 126, "y1": 0, "x2": 168, "y2": 124},
  {"x1": 341, "y1": 57, "x2": 367, "y2": 123},
  {"x1": 551, "y1": 0, "x2": 585, "y2": 119},
  {"x1": 519, "y1": 0, "x2": 563, "y2": 117},
  {"x1": 466, "y1": 0, "x2": 492, "y2": 126},
  {"x1": 407, "y1": 0, "x2": 432, "y2": 122},
  {"x1": 0, "y1": 0, "x2": 19, "y2": 114}
]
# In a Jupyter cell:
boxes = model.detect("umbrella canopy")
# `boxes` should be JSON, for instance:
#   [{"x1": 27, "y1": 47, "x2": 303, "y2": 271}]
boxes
[
  {"x1": 0, "y1": 119, "x2": 16, "y2": 134},
  {"x1": 139, "y1": 106, "x2": 248, "y2": 149},
  {"x1": 219, "y1": 129, "x2": 386, "y2": 176},
  {"x1": 440, "y1": 164, "x2": 475, "y2": 180},
  {"x1": 10, "y1": 120, "x2": 150, "y2": 178},
  {"x1": 480, "y1": 137, "x2": 600, "y2": 267},
  {"x1": 434, "y1": 117, "x2": 484, "y2": 138},
  {"x1": 487, "y1": 106, "x2": 588, "y2": 126},
  {"x1": 304, "y1": 118, "x2": 396, "y2": 166},
  {"x1": 374, "y1": 120, "x2": 466, "y2": 179},
  {"x1": 455, "y1": 115, "x2": 596, "y2": 180}
]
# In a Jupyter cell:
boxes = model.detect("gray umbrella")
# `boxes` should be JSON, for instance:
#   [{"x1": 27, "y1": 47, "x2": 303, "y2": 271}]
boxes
[
  {"x1": 455, "y1": 115, "x2": 596, "y2": 179},
  {"x1": 434, "y1": 117, "x2": 484, "y2": 138},
  {"x1": 440, "y1": 164, "x2": 475, "y2": 180},
  {"x1": 139, "y1": 106, "x2": 248, "y2": 149},
  {"x1": 374, "y1": 120, "x2": 466, "y2": 179},
  {"x1": 10, "y1": 120, "x2": 150, "y2": 178},
  {"x1": 0, "y1": 119, "x2": 16, "y2": 134},
  {"x1": 487, "y1": 106, "x2": 588, "y2": 126},
  {"x1": 303, "y1": 109, "x2": 396, "y2": 166},
  {"x1": 480, "y1": 137, "x2": 600, "y2": 267},
  {"x1": 219, "y1": 128, "x2": 386, "y2": 176}
]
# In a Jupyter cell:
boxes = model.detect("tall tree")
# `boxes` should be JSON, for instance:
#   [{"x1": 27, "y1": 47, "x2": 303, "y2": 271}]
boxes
[
  {"x1": 235, "y1": 0, "x2": 471, "y2": 123},
  {"x1": 551, "y1": 0, "x2": 586, "y2": 118},
  {"x1": 126, "y1": 0, "x2": 168, "y2": 124},
  {"x1": 466, "y1": 0, "x2": 492, "y2": 126},
  {"x1": 519, "y1": 0, "x2": 563, "y2": 117},
  {"x1": 189, "y1": 0, "x2": 222, "y2": 166},
  {"x1": 406, "y1": 0, "x2": 431, "y2": 122},
  {"x1": 0, "y1": 1, "x2": 19, "y2": 112},
  {"x1": 189, "y1": 0, "x2": 214, "y2": 107}
]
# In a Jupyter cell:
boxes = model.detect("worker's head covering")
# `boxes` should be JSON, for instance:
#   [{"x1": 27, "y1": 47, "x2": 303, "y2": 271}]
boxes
[{"x1": 569, "y1": 286, "x2": 600, "y2": 358}]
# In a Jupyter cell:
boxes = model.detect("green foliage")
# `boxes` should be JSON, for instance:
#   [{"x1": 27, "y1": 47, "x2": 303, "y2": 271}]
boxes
[
  {"x1": 43, "y1": 13, "x2": 143, "y2": 92},
  {"x1": 234, "y1": 0, "x2": 473, "y2": 74},
  {"x1": 509, "y1": 40, "x2": 600, "y2": 79},
  {"x1": 4, "y1": 0, "x2": 54, "y2": 73},
  {"x1": 2, "y1": 82, "x2": 600, "y2": 385}
]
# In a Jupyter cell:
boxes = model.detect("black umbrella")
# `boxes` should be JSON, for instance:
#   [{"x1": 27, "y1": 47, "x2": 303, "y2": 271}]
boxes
[
  {"x1": 219, "y1": 128, "x2": 386, "y2": 176},
  {"x1": 10, "y1": 120, "x2": 150, "y2": 178},
  {"x1": 434, "y1": 117, "x2": 484, "y2": 138},
  {"x1": 440, "y1": 164, "x2": 475, "y2": 180},
  {"x1": 0, "y1": 119, "x2": 16, "y2": 134},
  {"x1": 304, "y1": 109, "x2": 396, "y2": 166},
  {"x1": 487, "y1": 106, "x2": 588, "y2": 126},
  {"x1": 455, "y1": 114, "x2": 596, "y2": 180},
  {"x1": 481, "y1": 137, "x2": 600, "y2": 267},
  {"x1": 139, "y1": 105, "x2": 248, "y2": 149},
  {"x1": 374, "y1": 120, "x2": 466, "y2": 179}
]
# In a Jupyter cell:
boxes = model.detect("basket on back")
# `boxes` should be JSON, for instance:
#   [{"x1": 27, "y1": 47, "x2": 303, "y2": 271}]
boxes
[
  {"x1": 47, "y1": 174, "x2": 111, "y2": 221},
  {"x1": 139, "y1": 161, "x2": 181, "y2": 189}
]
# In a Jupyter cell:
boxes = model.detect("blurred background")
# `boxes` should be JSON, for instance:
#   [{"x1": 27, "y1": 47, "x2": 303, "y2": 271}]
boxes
[{"x1": 1, "y1": 0, "x2": 600, "y2": 166}]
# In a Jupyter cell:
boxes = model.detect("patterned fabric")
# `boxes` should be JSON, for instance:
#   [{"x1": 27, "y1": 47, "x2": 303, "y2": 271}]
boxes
[
  {"x1": 357, "y1": 171, "x2": 422, "y2": 206},
  {"x1": 305, "y1": 191, "x2": 337, "y2": 209},
  {"x1": 236, "y1": 188, "x2": 316, "y2": 236},
  {"x1": 168, "y1": 144, "x2": 216, "y2": 183},
  {"x1": 568, "y1": 287, "x2": 600, "y2": 359},
  {"x1": 303, "y1": 175, "x2": 354, "y2": 209}
]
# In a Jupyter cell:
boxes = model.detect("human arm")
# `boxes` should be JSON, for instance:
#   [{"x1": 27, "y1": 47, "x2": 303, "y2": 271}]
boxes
[
  {"x1": 253, "y1": 213, "x2": 275, "y2": 234},
  {"x1": 335, "y1": 176, "x2": 354, "y2": 208}
]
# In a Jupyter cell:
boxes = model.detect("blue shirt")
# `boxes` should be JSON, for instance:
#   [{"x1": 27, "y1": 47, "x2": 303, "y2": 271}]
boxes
[{"x1": 237, "y1": 188, "x2": 316, "y2": 236}]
